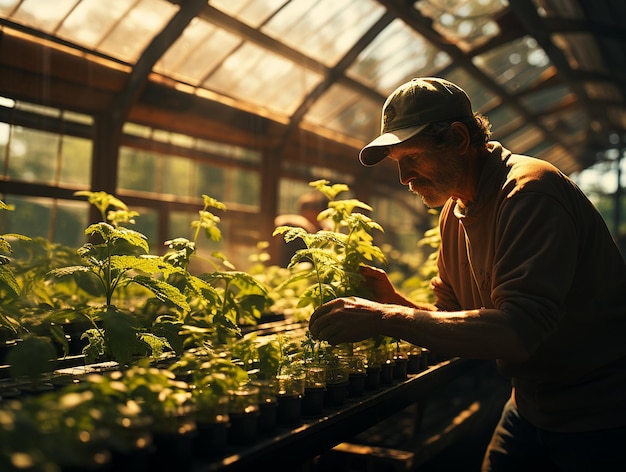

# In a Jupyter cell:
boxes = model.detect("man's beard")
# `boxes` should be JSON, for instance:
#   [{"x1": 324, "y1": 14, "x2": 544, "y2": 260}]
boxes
[{"x1": 409, "y1": 179, "x2": 451, "y2": 208}]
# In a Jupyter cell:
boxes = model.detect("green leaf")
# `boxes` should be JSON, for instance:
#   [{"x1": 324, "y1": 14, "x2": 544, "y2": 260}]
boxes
[
  {"x1": 101, "y1": 307, "x2": 146, "y2": 365},
  {"x1": 49, "y1": 323, "x2": 69, "y2": 357},
  {"x1": 49, "y1": 265, "x2": 94, "y2": 278},
  {"x1": 0, "y1": 265, "x2": 20, "y2": 299},
  {"x1": 151, "y1": 316, "x2": 184, "y2": 355},
  {"x1": 0, "y1": 200, "x2": 14, "y2": 211},
  {"x1": 139, "y1": 332, "x2": 170, "y2": 358},
  {"x1": 132, "y1": 275, "x2": 190, "y2": 313},
  {"x1": 309, "y1": 180, "x2": 349, "y2": 200},
  {"x1": 0, "y1": 312, "x2": 21, "y2": 337},
  {"x1": 111, "y1": 228, "x2": 150, "y2": 254},
  {"x1": 7, "y1": 335, "x2": 58, "y2": 379},
  {"x1": 81, "y1": 328, "x2": 106, "y2": 363},
  {"x1": 84, "y1": 223, "x2": 149, "y2": 253},
  {"x1": 75, "y1": 190, "x2": 128, "y2": 221},
  {"x1": 110, "y1": 255, "x2": 176, "y2": 277}
]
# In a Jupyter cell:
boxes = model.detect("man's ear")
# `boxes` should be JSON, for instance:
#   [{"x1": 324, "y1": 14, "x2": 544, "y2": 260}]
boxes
[{"x1": 449, "y1": 122, "x2": 471, "y2": 153}]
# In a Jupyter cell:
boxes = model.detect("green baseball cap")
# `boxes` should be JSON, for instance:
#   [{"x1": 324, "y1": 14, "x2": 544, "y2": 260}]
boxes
[{"x1": 359, "y1": 77, "x2": 474, "y2": 166}]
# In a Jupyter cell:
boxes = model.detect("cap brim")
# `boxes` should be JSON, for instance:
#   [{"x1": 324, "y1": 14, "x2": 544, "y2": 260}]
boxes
[{"x1": 358, "y1": 123, "x2": 429, "y2": 166}]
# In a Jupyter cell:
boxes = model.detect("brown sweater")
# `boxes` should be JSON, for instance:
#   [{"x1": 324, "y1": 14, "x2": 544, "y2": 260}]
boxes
[{"x1": 432, "y1": 142, "x2": 626, "y2": 432}]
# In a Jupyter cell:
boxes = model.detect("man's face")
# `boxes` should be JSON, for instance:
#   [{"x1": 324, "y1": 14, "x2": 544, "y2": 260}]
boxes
[{"x1": 386, "y1": 136, "x2": 466, "y2": 208}]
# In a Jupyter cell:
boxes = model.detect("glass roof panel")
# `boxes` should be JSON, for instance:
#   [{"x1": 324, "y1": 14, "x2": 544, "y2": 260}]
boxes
[
  {"x1": 10, "y1": 0, "x2": 178, "y2": 64},
  {"x1": 532, "y1": 0, "x2": 584, "y2": 19},
  {"x1": 608, "y1": 108, "x2": 626, "y2": 131},
  {"x1": 501, "y1": 123, "x2": 545, "y2": 154},
  {"x1": 584, "y1": 82, "x2": 622, "y2": 102},
  {"x1": 261, "y1": 0, "x2": 385, "y2": 67},
  {"x1": 443, "y1": 67, "x2": 501, "y2": 112},
  {"x1": 9, "y1": 0, "x2": 79, "y2": 31},
  {"x1": 347, "y1": 18, "x2": 451, "y2": 95},
  {"x1": 96, "y1": 0, "x2": 178, "y2": 63},
  {"x1": 210, "y1": 0, "x2": 289, "y2": 28},
  {"x1": 155, "y1": 18, "x2": 242, "y2": 85},
  {"x1": 57, "y1": 0, "x2": 141, "y2": 49},
  {"x1": 415, "y1": 0, "x2": 509, "y2": 51},
  {"x1": 539, "y1": 143, "x2": 578, "y2": 173},
  {"x1": 487, "y1": 103, "x2": 525, "y2": 136},
  {"x1": 0, "y1": 0, "x2": 20, "y2": 16},
  {"x1": 552, "y1": 33, "x2": 606, "y2": 73},
  {"x1": 472, "y1": 36, "x2": 553, "y2": 93},
  {"x1": 539, "y1": 108, "x2": 587, "y2": 138},
  {"x1": 204, "y1": 41, "x2": 323, "y2": 116},
  {"x1": 303, "y1": 82, "x2": 381, "y2": 142},
  {"x1": 519, "y1": 83, "x2": 575, "y2": 114}
]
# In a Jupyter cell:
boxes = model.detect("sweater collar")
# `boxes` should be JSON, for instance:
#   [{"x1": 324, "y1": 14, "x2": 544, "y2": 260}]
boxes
[{"x1": 453, "y1": 141, "x2": 509, "y2": 219}]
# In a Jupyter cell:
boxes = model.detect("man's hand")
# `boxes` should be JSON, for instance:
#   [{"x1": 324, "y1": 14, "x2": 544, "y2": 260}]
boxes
[
  {"x1": 358, "y1": 265, "x2": 396, "y2": 302},
  {"x1": 309, "y1": 296, "x2": 386, "y2": 345}
]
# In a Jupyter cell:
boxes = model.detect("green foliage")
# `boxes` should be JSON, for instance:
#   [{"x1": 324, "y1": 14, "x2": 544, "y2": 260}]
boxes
[
  {"x1": 169, "y1": 349, "x2": 248, "y2": 421},
  {"x1": 274, "y1": 180, "x2": 386, "y2": 311},
  {"x1": 0, "y1": 200, "x2": 30, "y2": 340},
  {"x1": 46, "y1": 192, "x2": 182, "y2": 364},
  {"x1": 6, "y1": 335, "x2": 57, "y2": 380},
  {"x1": 161, "y1": 195, "x2": 271, "y2": 349}
]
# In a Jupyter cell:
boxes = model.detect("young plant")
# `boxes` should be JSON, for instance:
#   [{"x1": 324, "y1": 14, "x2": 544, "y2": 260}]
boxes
[
  {"x1": 48, "y1": 191, "x2": 188, "y2": 364},
  {"x1": 273, "y1": 179, "x2": 386, "y2": 313},
  {"x1": 162, "y1": 195, "x2": 271, "y2": 349},
  {"x1": 0, "y1": 200, "x2": 29, "y2": 341}
]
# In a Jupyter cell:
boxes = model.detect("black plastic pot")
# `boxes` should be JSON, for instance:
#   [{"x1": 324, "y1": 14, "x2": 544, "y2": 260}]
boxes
[
  {"x1": 150, "y1": 416, "x2": 197, "y2": 472},
  {"x1": 228, "y1": 411, "x2": 260, "y2": 445},
  {"x1": 301, "y1": 386, "x2": 325, "y2": 417},
  {"x1": 194, "y1": 420, "x2": 230, "y2": 458},
  {"x1": 0, "y1": 338, "x2": 19, "y2": 365},
  {"x1": 392, "y1": 356, "x2": 408, "y2": 380},
  {"x1": 324, "y1": 381, "x2": 348, "y2": 408},
  {"x1": 258, "y1": 397, "x2": 278, "y2": 433},
  {"x1": 380, "y1": 360, "x2": 395, "y2": 384},
  {"x1": 407, "y1": 353, "x2": 422, "y2": 374},
  {"x1": 276, "y1": 394, "x2": 302, "y2": 425},
  {"x1": 365, "y1": 364, "x2": 381, "y2": 390},
  {"x1": 110, "y1": 423, "x2": 154, "y2": 472},
  {"x1": 347, "y1": 372, "x2": 365, "y2": 397}
]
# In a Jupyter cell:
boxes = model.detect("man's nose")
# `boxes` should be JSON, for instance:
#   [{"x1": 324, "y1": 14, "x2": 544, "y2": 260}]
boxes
[{"x1": 397, "y1": 161, "x2": 412, "y2": 186}]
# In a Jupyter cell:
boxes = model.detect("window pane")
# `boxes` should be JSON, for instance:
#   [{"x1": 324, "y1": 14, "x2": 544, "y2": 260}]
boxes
[
  {"x1": 128, "y1": 206, "x2": 158, "y2": 253},
  {"x1": 278, "y1": 179, "x2": 315, "y2": 214},
  {"x1": 0, "y1": 122, "x2": 9, "y2": 163},
  {"x1": 7, "y1": 128, "x2": 59, "y2": 184},
  {"x1": 204, "y1": 42, "x2": 322, "y2": 116},
  {"x1": 60, "y1": 135, "x2": 92, "y2": 186},
  {"x1": 473, "y1": 36, "x2": 553, "y2": 93},
  {"x1": 118, "y1": 147, "x2": 157, "y2": 193},
  {"x1": 1, "y1": 195, "x2": 51, "y2": 239},
  {"x1": 195, "y1": 163, "x2": 226, "y2": 202},
  {"x1": 347, "y1": 18, "x2": 451, "y2": 95},
  {"x1": 0, "y1": 196, "x2": 89, "y2": 247},
  {"x1": 162, "y1": 155, "x2": 192, "y2": 197},
  {"x1": 53, "y1": 199, "x2": 90, "y2": 248},
  {"x1": 303, "y1": 83, "x2": 381, "y2": 142},
  {"x1": 168, "y1": 210, "x2": 196, "y2": 242},
  {"x1": 229, "y1": 168, "x2": 260, "y2": 207},
  {"x1": 262, "y1": 0, "x2": 385, "y2": 67}
]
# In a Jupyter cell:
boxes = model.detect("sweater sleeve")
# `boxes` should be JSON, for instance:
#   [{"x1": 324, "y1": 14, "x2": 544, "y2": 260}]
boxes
[{"x1": 490, "y1": 189, "x2": 579, "y2": 355}]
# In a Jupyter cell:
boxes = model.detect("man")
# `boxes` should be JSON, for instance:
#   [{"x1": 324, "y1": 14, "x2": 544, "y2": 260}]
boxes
[{"x1": 308, "y1": 77, "x2": 626, "y2": 471}]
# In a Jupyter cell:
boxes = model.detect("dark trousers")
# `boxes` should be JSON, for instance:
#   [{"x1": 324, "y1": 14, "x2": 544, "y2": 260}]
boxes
[{"x1": 482, "y1": 398, "x2": 626, "y2": 472}]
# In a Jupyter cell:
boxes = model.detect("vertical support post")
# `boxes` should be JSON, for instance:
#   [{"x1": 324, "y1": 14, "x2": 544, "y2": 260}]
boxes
[{"x1": 614, "y1": 148, "x2": 623, "y2": 237}]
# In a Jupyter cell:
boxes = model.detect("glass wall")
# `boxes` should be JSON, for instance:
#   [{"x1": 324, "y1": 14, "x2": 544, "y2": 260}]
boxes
[{"x1": 0, "y1": 97, "x2": 263, "y2": 268}]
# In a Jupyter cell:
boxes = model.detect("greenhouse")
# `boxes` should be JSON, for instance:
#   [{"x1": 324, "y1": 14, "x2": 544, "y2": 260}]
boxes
[{"x1": 1, "y1": 1, "x2": 625, "y2": 471}]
